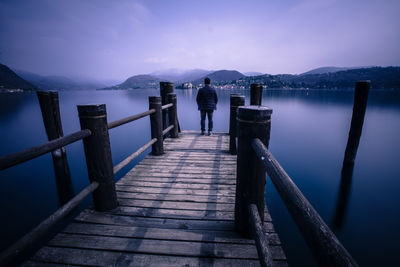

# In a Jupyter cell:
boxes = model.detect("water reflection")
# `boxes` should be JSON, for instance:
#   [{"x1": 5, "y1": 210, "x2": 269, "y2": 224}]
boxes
[{"x1": 332, "y1": 162, "x2": 354, "y2": 231}]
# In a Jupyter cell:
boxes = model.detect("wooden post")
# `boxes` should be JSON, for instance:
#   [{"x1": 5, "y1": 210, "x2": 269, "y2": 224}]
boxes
[
  {"x1": 149, "y1": 96, "x2": 163, "y2": 155},
  {"x1": 37, "y1": 91, "x2": 74, "y2": 205},
  {"x1": 77, "y1": 104, "x2": 117, "y2": 211},
  {"x1": 335, "y1": 81, "x2": 369, "y2": 230},
  {"x1": 235, "y1": 105, "x2": 272, "y2": 236},
  {"x1": 229, "y1": 94, "x2": 245, "y2": 155},
  {"x1": 250, "y1": 83, "x2": 263, "y2": 106},
  {"x1": 167, "y1": 93, "x2": 179, "y2": 138},
  {"x1": 160, "y1": 82, "x2": 174, "y2": 131},
  {"x1": 343, "y1": 81, "x2": 370, "y2": 165}
]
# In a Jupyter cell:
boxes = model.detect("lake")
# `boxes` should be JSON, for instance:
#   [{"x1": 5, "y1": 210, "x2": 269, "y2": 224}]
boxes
[{"x1": 1, "y1": 89, "x2": 400, "y2": 266}]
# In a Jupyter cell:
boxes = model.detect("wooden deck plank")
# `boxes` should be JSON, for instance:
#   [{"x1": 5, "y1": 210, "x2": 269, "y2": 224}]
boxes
[
  {"x1": 130, "y1": 171, "x2": 236, "y2": 177},
  {"x1": 116, "y1": 184, "x2": 237, "y2": 196},
  {"x1": 74, "y1": 209, "x2": 271, "y2": 232},
  {"x1": 118, "y1": 181, "x2": 236, "y2": 188},
  {"x1": 117, "y1": 181, "x2": 236, "y2": 190},
  {"x1": 25, "y1": 130, "x2": 287, "y2": 266},
  {"x1": 117, "y1": 198, "x2": 235, "y2": 211},
  {"x1": 139, "y1": 159, "x2": 234, "y2": 165},
  {"x1": 22, "y1": 261, "x2": 78, "y2": 267},
  {"x1": 131, "y1": 165, "x2": 236, "y2": 171},
  {"x1": 47, "y1": 233, "x2": 261, "y2": 259},
  {"x1": 144, "y1": 155, "x2": 237, "y2": 160},
  {"x1": 74, "y1": 209, "x2": 276, "y2": 232},
  {"x1": 62, "y1": 222, "x2": 257, "y2": 244},
  {"x1": 118, "y1": 177, "x2": 237, "y2": 185},
  {"x1": 28, "y1": 247, "x2": 263, "y2": 267},
  {"x1": 122, "y1": 172, "x2": 236, "y2": 179},
  {"x1": 112, "y1": 206, "x2": 236, "y2": 221},
  {"x1": 116, "y1": 191, "x2": 236, "y2": 203}
]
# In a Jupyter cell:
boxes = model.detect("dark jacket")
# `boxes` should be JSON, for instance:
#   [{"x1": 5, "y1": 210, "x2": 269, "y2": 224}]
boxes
[{"x1": 196, "y1": 85, "x2": 218, "y2": 110}]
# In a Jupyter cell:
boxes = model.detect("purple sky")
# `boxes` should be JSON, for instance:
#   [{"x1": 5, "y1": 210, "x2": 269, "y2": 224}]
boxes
[{"x1": 0, "y1": 0, "x2": 399, "y2": 80}]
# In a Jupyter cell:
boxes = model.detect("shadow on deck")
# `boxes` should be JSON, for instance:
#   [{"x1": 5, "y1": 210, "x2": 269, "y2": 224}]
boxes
[{"x1": 24, "y1": 131, "x2": 287, "y2": 266}]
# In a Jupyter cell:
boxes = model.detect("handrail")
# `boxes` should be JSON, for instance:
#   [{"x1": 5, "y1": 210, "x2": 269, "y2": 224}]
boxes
[
  {"x1": 0, "y1": 181, "x2": 99, "y2": 266},
  {"x1": 248, "y1": 204, "x2": 274, "y2": 267},
  {"x1": 108, "y1": 109, "x2": 156, "y2": 130},
  {"x1": 113, "y1": 138, "x2": 157, "y2": 175},
  {"x1": 0, "y1": 129, "x2": 92, "y2": 171},
  {"x1": 251, "y1": 138, "x2": 358, "y2": 267},
  {"x1": 113, "y1": 103, "x2": 174, "y2": 175},
  {"x1": 0, "y1": 90, "x2": 179, "y2": 265},
  {"x1": 162, "y1": 125, "x2": 174, "y2": 136},
  {"x1": 161, "y1": 103, "x2": 173, "y2": 110}
]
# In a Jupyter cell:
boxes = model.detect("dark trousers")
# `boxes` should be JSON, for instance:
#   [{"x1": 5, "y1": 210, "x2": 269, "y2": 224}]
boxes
[{"x1": 200, "y1": 110, "x2": 213, "y2": 131}]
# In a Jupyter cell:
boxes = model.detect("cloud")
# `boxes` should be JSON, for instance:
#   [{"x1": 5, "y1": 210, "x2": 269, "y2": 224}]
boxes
[
  {"x1": 0, "y1": 0, "x2": 399, "y2": 79},
  {"x1": 145, "y1": 57, "x2": 169, "y2": 64}
]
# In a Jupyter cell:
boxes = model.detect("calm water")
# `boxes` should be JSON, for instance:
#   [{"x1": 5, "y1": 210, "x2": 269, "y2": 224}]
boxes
[{"x1": 1, "y1": 89, "x2": 400, "y2": 266}]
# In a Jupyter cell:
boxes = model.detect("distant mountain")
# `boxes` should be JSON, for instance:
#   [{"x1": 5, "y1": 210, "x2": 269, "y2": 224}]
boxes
[
  {"x1": 151, "y1": 69, "x2": 213, "y2": 83},
  {"x1": 177, "y1": 69, "x2": 214, "y2": 83},
  {"x1": 192, "y1": 70, "x2": 245, "y2": 86},
  {"x1": 100, "y1": 66, "x2": 400, "y2": 91},
  {"x1": 15, "y1": 70, "x2": 105, "y2": 90},
  {"x1": 102, "y1": 74, "x2": 161, "y2": 90},
  {"x1": 300, "y1": 66, "x2": 351, "y2": 75},
  {"x1": 236, "y1": 67, "x2": 400, "y2": 89},
  {"x1": 244, "y1": 72, "x2": 264, "y2": 76},
  {"x1": 236, "y1": 74, "x2": 285, "y2": 88},
  {"x1": 0, "y1": 64, "x2": 37, "y2": 91},
  {"x1": 300, "y1": 66, "x2": 375, "y2": 75}
]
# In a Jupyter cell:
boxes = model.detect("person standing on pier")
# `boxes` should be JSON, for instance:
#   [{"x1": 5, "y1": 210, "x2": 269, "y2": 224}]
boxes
[{"x1": 196, "y1": 77, "x2": 218, "y2": 136}]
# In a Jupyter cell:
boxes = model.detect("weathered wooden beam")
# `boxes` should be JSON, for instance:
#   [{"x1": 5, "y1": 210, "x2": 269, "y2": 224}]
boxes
[
  {"x1": 0, "y1": 130, "x2": 91, "y2": 170},
  {"x1": 37, "y1": 91, "x2": 74, "y2": 205},
  {"x1": 167, "y1": 93, "x2": 179, "y2": 138},
  {"x1": 161, "y1": 103, "x2": 173, "y2": 110},
  {"x1": 252, "y1": 138, "x2": 358, "y2": 267},
  {"x1": 149, "y1": 96, "x2": 163, "y2": 155},
  {"x1": 250, "y1": 83, "x2": 263, "y2": 105},
  {"x1": 162, "y1": 125, "x2": 174, "y2": 136},
  {"x1": 249, "y1": 204, "x2": 275, "y2": 267},
  {"x1": 108, "y1": 109, "x2": 155, "y2": 129},
  {"x1": 229, "y1": 94, "x2": 245, "y2": 154},
  {"x1": 78, "y1": 104, "x2": 118, "y2": 211},
  {"x1": 0, "y1": 182, "x2": 98, "y2": 267},
  {"x1": 235, "y1": 105, "x2": 272, "y2": 236}
]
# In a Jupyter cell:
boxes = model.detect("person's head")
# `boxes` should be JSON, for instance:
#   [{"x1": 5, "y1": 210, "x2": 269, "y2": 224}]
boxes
[{"x1": 204, "y1": 77, "x2": 211, "y2": 85}]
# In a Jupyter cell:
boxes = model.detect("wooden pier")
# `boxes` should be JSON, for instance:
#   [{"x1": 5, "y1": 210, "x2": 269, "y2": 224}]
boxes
[
  {"x1": 23, "y1": 131, "x2": 287, "y2": 266},
  {"x1": 0, "y1": 82, "x2": 361, "y2": 266}
]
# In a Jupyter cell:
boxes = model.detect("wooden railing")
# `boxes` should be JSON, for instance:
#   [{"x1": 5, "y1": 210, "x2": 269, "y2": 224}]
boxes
[
  {"x1": 231, "y1": 84, "x2": 359, "y2": 266},
  {"x1": 0, "y1": 129, "x2": 91, "y2": 170},
  {"x1": 251, "y1": 138, "x2": 357, "y2": 266},
  {"x1": 0, "y1": 82, "x2": 179, "y2": 266},
  {"x1": 248, "y1": 203, "x2": 274, "y2": 267}
]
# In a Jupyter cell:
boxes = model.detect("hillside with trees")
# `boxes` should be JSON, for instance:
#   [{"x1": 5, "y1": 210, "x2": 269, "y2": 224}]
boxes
[{"x1": 0, "y1": 64, "x2": 37, "y2": 91}]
